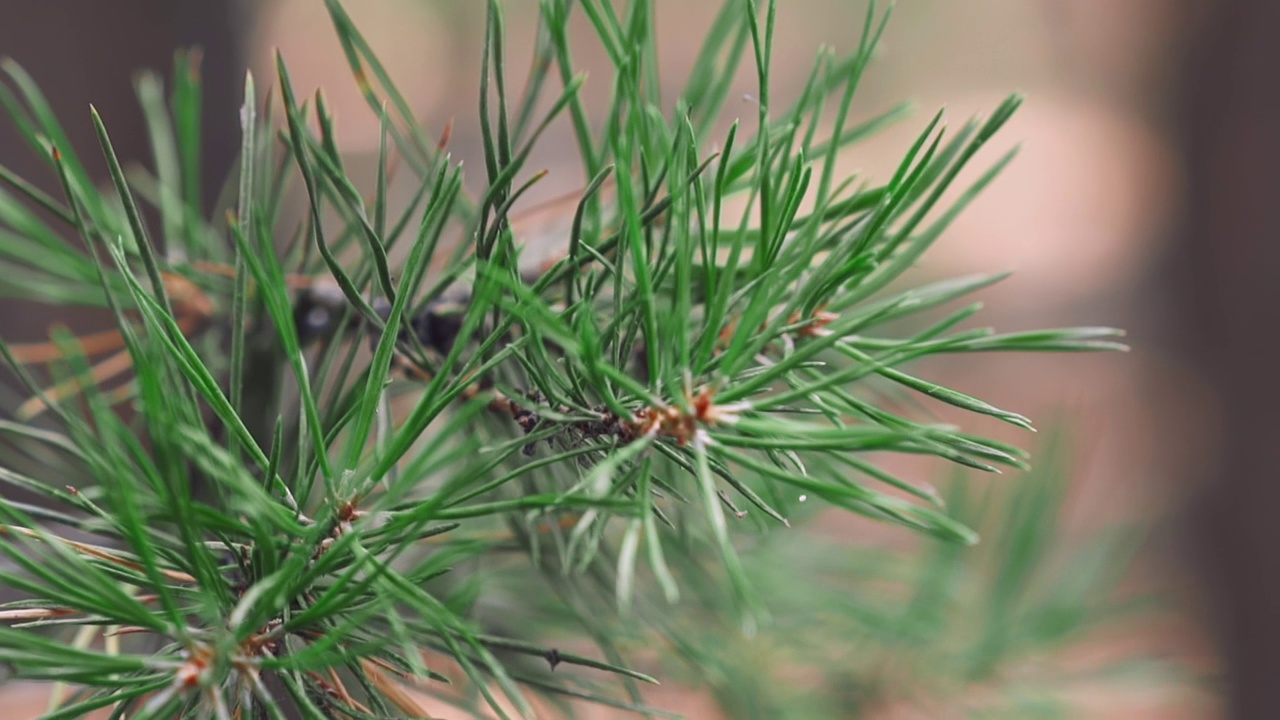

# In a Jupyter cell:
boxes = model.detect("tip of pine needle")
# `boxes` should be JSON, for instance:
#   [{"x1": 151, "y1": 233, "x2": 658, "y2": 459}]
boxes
[{"x1": 15, "y1": 395, "x2": 49, "y2": 422}]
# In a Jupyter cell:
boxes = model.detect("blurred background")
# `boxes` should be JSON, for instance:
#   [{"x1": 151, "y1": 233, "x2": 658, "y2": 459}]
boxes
[{"x1": 0, "y1": 0, "x2": 1272, "y2": 717}]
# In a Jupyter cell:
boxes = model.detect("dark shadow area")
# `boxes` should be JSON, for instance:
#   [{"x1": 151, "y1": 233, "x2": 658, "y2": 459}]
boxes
[{"x1": 1172, "y1": 1, "x2": 1280, "y2": 717}]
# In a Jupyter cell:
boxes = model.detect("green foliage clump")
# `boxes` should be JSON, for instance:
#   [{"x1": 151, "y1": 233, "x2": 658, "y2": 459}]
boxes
[{"x1": 0, "y1": 1, "x2": 1127, "y2": 717}]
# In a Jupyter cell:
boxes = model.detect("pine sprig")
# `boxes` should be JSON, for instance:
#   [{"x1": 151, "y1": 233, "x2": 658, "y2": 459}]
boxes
[{"x1": 0, "y1": 1, "x2": 1126, "y2": 717}]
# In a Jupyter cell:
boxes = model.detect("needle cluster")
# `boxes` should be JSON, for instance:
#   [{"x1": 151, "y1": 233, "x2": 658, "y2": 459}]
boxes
[{"x1": 0, "y1": 1, "x2": 1125, "y2": 717}]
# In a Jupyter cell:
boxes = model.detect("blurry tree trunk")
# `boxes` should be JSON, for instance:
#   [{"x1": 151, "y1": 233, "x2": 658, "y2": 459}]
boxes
[
  {"x1": 1173, "y1": 1, "x2": 1280, "y2": 717},
  {"x1": 0, "y1": 0, "x2": 247, "y2": 211}
]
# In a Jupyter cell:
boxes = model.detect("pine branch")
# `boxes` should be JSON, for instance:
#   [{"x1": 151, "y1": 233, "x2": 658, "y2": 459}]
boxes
[{"x1": 0, "y1": 1, "x2": 1132, "y2": 717}]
